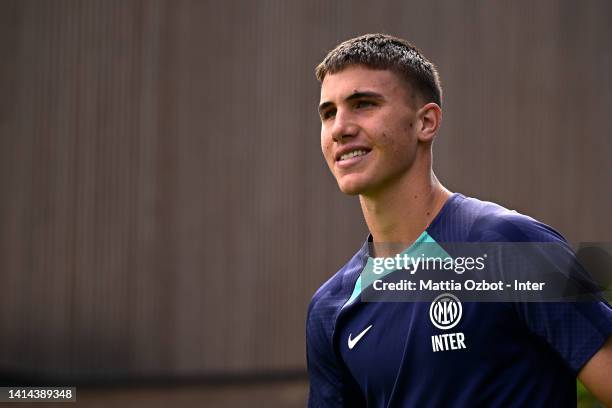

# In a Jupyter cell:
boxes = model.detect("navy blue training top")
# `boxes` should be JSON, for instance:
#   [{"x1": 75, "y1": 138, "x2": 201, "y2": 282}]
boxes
[{"x1": 306, "y1": 193, "x2": 612, "y2": 407}]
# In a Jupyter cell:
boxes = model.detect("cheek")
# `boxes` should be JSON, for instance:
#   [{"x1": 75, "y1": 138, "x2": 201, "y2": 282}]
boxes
[
  {"x1": 378, "y1": 131, "x2": 405, "y2": 152},
  {"x1": 321, "y1": 131, "x2": 333, "y2": 161},
  {"x1": 379, "y1": 126, "x2": 417, "y2": 161}
]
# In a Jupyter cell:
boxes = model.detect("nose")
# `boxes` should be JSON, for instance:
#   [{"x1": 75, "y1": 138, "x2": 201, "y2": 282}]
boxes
[{"x1": 331, "y1": 109, "x2": 358, "y2": 142}]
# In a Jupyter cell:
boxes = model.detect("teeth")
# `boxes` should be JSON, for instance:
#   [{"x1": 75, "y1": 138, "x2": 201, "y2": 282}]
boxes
[{"x1": 340, "y1": 150, "x2": 367, "y2": 161}]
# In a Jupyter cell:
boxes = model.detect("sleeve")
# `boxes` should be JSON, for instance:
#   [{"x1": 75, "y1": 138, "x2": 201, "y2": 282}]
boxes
[
  {"x1": 306, "y1": 301, "x2": 364, "y2": 408},
  {"x1": 514, "y1": 300, "x2": 612, "y2": 373},
  {"x1": 504, "y1": 218, "x2": 612, "y2": 373},
  {"x1": 472, "y1": 210, "x2": 612, "y2": 373}
]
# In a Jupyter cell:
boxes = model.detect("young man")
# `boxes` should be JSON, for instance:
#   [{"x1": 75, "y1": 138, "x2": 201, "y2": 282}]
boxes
[{"x1": 306, "y1": 34, "x2": 612, "y2": 407}]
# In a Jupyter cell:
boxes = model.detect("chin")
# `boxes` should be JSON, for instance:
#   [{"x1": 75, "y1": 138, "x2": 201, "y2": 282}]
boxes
[
  {"x1": 338, "y1": 186, "x2": 362, "y2": 196},
  {"x1": 337, "y1": 177, "x2": 369, "y2": 196}
]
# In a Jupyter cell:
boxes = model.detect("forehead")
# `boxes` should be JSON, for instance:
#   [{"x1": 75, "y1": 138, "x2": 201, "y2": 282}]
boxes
[{"x1": 320, "y1": 65, "x2": 408, "y2": 103}]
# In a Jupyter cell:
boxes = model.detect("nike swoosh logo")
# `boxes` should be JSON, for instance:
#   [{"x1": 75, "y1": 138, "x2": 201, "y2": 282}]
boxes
[{"x1": 348, "y1": 325, "x2": 373, "y2": 349}]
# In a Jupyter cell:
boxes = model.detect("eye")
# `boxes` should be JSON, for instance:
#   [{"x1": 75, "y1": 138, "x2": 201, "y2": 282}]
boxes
[
  {"x1": 356, "y1": 100, "x2": 374, "y2": 109},
  {"x1": 321, "y1": 108, "x2": 336, "y2": 120}
]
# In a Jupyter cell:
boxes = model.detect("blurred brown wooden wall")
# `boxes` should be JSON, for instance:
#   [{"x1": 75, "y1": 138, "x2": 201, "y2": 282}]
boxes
[{"x1": 0, "y1": 0, "x2": 610, "y2": 380}]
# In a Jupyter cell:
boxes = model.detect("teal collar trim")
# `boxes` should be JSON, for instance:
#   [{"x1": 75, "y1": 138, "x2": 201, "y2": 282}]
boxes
[{"x1": 341, "y1": 231, "x2": 448, "y2": 309}]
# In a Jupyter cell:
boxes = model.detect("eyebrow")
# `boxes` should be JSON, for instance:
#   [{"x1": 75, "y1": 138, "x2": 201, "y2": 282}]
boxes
[{"x1": 318, "y1": 91, "x2": 384, "y2": 115}]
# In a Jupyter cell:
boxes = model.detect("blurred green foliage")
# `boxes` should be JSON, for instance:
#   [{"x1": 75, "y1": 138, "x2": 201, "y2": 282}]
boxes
[{"x1": 577, "y1": 380, "x2": 603, "y2": 408}]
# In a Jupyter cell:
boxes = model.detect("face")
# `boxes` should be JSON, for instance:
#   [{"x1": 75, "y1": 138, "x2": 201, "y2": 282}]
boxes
[{"x1": 319, "y1": 65, "x2": 421, "y2": 196}]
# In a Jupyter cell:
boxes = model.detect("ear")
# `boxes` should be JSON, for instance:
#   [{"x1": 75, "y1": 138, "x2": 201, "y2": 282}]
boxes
[{"x1": 416, "y1": 102, "x2": 442, "y2": 143}]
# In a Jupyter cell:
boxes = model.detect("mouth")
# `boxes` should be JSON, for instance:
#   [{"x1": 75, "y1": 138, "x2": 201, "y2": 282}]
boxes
[
  {"x1": 338, "y1": 149, "x2": 369, "y2": 161},
  {"x1": 335, "y1": 148, "x2": 371, "y2": 168}
]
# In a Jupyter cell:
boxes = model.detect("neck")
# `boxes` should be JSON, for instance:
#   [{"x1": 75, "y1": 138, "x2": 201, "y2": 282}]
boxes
[{"x1": 359, "y1": 165, "x2": 451, "y2": 250}]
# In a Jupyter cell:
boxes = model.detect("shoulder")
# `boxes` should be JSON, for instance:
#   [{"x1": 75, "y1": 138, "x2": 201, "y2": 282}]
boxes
[
  {"x1": 307, "y1": 242, "x2": 367, "y2": 340},
  {"x1": 306, "y1": 245, "x2": 369, "y2": 407},
  {"x1": 308, "y1": 243, "x2": 366, "y2": 321},
  {"x1": 453, "y1": 194, "x2": 567, "y2": 243}
]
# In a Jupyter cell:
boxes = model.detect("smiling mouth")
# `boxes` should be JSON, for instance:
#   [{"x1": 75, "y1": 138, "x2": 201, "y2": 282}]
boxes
[{"x1": 338, "y1": 149, "x2": 369, "y2": 162}]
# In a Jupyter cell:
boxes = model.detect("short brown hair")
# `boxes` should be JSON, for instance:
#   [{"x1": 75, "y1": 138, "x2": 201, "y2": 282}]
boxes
[{"x1": 315, "y1": 33, "x2": 443, "y2": 107}]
